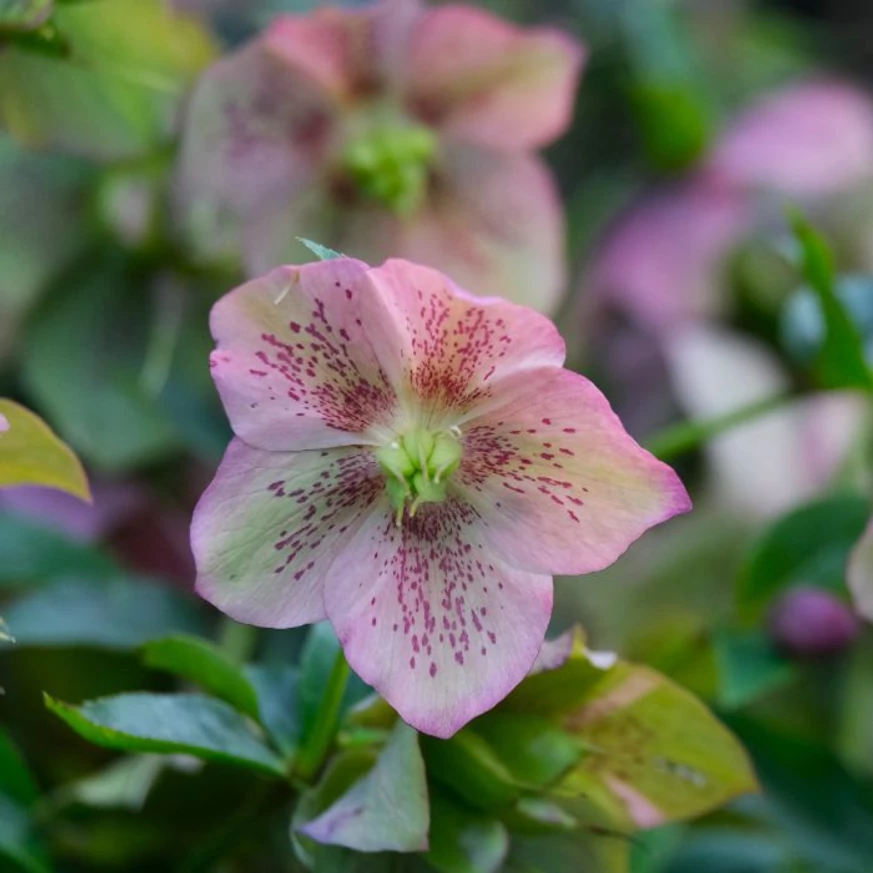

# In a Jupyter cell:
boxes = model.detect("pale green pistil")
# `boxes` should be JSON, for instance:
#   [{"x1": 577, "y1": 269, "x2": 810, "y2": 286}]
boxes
[
  {"x1": 342, "y1": 123, "x2": 437, "y2": 215},
  {"x1": 375, "y1": 427, "x2": 463, "y2": 523}
]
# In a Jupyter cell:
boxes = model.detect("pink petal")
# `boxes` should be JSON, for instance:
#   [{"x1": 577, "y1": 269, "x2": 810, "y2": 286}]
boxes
[
  {"x1": 192, "y1": 438, "x2": 382, "y2": 627},
  {"x1": 399, "y1": 146, "x2": 566, "y2": 311},
  {"x1": 707, "y1": 80, "x2": 873, "y2": 197},
  {"x1": 405, "y1": 4, "x2": 585, "y2": 150},
  {"x1": 245, "y1": 147, "x2": 567, "y2": 313},
  {"x1": 849, "y1": 519, "x2": 873, "y2": 623},
  {"x1": 0, "y1": 413, "x2": 8, "y2": 433},
  {"x1": 456, "y1": 367, "x2": 691, "y2": 575},
  {"x1": 362, "y1": 258, "x2": 566, "y2": 419},
  {"x1": 588, "y1": 180, "x2": 749, "y2": 334},
  {"x1": 267, "y1": 1, "x2": 419, "y2": 102},
  {"x1": 176, "y1": 34, "x2": 338, "y2": 260},
  {"x1": 209, "y1": 259, "x2": 399, "y2": 451},
  {"x1": 325, "y1": 499, "x2": 553, "y2": 737}
]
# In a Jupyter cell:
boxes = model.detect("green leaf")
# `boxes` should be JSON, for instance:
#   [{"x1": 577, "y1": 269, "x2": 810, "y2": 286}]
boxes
[
  {"x1": 0, "y1": 399, "x2": 90, "y2": 500},
  {"x1": 0, "y1": 0, "x2": 215, "y2": 158},
  {"x1": 789, "y1": 212, "x2": 873, "y2": 390},
  {"x1": 296, "y1": 623, "x2": 369, "y2": 779},
  {"x1": 53, "y1": 754, "x2": 164, "y2": 811},
  {"x1": 424, "y1": 791, "x2": 508, "y2": 873},
  {"x1": 421, "y1": 730, "x2": 520, "y2": 813},
  {"x1": 732, "y1": 717, "x2": 873, "y2": 871},
  {"x1": 0, "y1": 732, "x2": 38, "y2": 807},
  {"x1": 0, "y1": 795, "x2": 51, "y2": 873},
  {"x1": 3, "y1": 577, "x2": 206, "y2": 649},
  {"x1": 291, "y1": 748, "x2": 377, "y2": 869},
  {"x1": 22, "y1": 254, "x2": 181, "y2": 471},
  {"x1": 504, "y1": 828, "x2": 630, "y2": 873},
  {"x1": 142, "y1": 635, "x2": 260, "y2": 719},
  {"x1": 45, "y1": 692, "x2": 285, "y2": 776},
  {"x1": 0, "y1": 515, "x2": 117, "y2": 587},
  {"x1": 713, "y1": 628, "x2": 796, "y2": 710},
  {"x1": 302, "y1": 722, "x2": 428, "y2": 852},
  {"x1": 558, "y1": 658, "x2": 758, "y2": 829},
  {"x1": 509, "y1": 629, "x2": 757, "y2": 828},
  {"x1": 244, "y1": 664, "x2": 301, "y2": 757},
  {"x1": 0, "y1": 0, "x2": 52, "y2": 31},
  {"x1": 297, "y1": 238, "x2": 343, "y2": 261},
  {"x1": 737, "y1": 493, "x2": 870, "y2": 619},
  {"x1": 471, "y1": 713, "x2": 582, "y2": 789}
]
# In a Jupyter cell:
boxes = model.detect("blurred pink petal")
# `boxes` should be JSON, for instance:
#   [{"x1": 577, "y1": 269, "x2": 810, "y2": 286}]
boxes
[
  {"x1": 588, "y1": 181, "x2": 749, "y2": 333},
  {"x1": 665, "y1": 325, "x2": 864, "y2": 518},
  {"x1": 707, "y1": 80, "x2": 873, "y2": 197},
  {"x1": 406, "y1": 3, "x2": 585, "y2": 150},
  {"x1": 178, "y1": 1, "x2": 580, "y2": 311},
  {"x1": 0, "y1": 479, "x2": 143, "y2": 543}
]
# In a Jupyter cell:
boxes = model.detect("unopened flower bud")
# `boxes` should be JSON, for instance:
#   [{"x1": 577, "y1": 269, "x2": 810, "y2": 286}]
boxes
[{"x1": 768, "y1": 586, "x2": 860, "y2": 659}]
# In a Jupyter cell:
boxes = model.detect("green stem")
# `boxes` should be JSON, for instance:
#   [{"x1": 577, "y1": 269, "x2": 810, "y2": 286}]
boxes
[
  {"x1": 218, "y1": 617, "x2": 258, "y2": 664},
  {"x1": 646, "y1": 393, "x2": 794, "y2": 462},
  {"x1": 294, "y1": 650, "x2": 351, "y2": 782}
]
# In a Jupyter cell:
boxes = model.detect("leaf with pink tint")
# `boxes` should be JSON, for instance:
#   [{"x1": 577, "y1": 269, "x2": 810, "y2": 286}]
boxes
[
  {"x1": 208, "y1": 259, "x2": 398, "y2": 451},
  {"x1": 405, "y1": 3, "x2": 585, "y2": 150},
  {"x1": 192, "y1": 438, "x2": 382, "y2": 628},
  {"x1": 848, "y1": 518, "x2": 873, "y2": 623},
  {"x1": 301, "y1": 721, "x2": 429, "y2": 852},
  {"x1": 707, "y1": 80, "x2": 873, "y2": 197},
  {"x1": 363, "y1": 258, "x2": 566, "y2": 414},
  {"x1": 457, "y1": 367, "x2": 690, "y2": 576},
  {"x1": 507, "y1": 628, "x2": 758, "y2": 830},
  {"x1": 588, "y1": 180, "x2": 749, "y2": 335},
  {"x1": 0, "y1": 399, "x2": 90, "y2": 502},
  {"x1": 665, "y1": 325, "x2": 865, "y2": 518},
  {"x1": 324, "y1": 501, "x2": 553, "y2": 738}
]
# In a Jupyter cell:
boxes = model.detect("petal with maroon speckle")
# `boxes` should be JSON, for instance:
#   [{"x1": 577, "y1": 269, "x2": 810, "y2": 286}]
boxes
[
  {"x1": 176, "y1": 34, "x2": 338, "y2": 262},
  {"x1": 324, "y1": 499, "x2": 553, "y2": 738},
  {"x1": 362, "y1": 257, "x2": 566, "y2": 420},
  {"x1": 456, "y1": 367, "x2": 691, "y2": 575},
  {"x1": 192, "y1": 438, "x2": 382, "y2": 627},
  {"x1": 405, "y1": 4, "x2": 584, "y2": 150},
  {"x1": 209, "y1": 259, "x2": 399, "y2": 451}
]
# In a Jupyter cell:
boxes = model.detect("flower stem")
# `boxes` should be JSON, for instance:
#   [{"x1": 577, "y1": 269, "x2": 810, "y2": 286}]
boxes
[
  {"x1": 218, "y1": 617, "x2": 258, "y2": 664},
  {"x1": 646, "y1": 392, "x2": 794, "y2": 461},
  {"x1": 294, "y1": 649, "x2": 351, "y2": 782}
]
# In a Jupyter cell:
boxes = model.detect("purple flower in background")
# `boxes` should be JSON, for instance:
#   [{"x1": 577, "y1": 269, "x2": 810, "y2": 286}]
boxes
[
  {"x1": 590, "y1": 80, "x2": 873, "y2": 335},
  {"x1": 769, "y1": 586, "x2": 860, "y2": 658},
  {"x1": 191, "y1": 256, "x2": 689, "y2": 736},
  {"x1": 177, "y1": 0, "x2": 584, "y2": 312},
  {"x1": 586, "y1": 81, "x2": 873, "y2": 517}
]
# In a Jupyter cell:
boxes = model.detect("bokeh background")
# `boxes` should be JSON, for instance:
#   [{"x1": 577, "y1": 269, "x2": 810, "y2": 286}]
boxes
[{"x1": 3, "y1": 0, "x2": 873, "y2": 871}]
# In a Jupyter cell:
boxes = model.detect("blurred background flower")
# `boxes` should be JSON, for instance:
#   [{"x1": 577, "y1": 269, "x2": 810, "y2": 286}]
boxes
[{"x1": 2, "y1": 0, "x2": 873, "y2": 871}]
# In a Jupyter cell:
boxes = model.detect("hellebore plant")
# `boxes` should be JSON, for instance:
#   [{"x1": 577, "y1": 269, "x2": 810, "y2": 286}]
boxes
[
  {"x1": 192, "y1": 256, "x2": 690, "y2": 737},
  {"x1": 177, "y1": 0, "x2": 584, "y2": 311}
]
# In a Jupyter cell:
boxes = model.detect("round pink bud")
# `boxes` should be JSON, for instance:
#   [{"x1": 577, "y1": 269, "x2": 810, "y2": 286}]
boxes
[{"x1": 768, "y1": 586, "x2": 861, "y2": 659}]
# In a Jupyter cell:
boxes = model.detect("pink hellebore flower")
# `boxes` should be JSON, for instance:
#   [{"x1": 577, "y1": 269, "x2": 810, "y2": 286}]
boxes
[
  {"x1": 192, "y1": 257, "x2": 689, "y2": 737},
  {"x1": 177, "y1": 0, "x2": 584, "y2": 312},
  {"x1": 586, "y1": 81, "x2": 873, "y2": 517},
  {"x1": 589, "y1": 80, "x2": 873, "y2": 333}
]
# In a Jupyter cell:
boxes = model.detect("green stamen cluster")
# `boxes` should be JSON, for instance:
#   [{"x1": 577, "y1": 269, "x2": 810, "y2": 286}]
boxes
[
  {"x1": 375, "y1": 427, "x2": 463, "y2": 522},
  {"x1": 342, "y1": 123, "x2": 436, "y2": 215}
]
